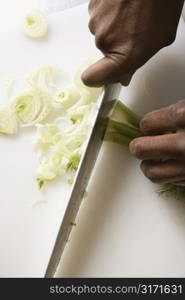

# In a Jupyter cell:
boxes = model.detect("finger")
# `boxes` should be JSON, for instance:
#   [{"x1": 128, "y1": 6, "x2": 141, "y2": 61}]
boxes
[
  {"x1": 140, "y1": 100, "x2": 185, "y2": 135},
  {"x1": 81, "y1": 55, "x2": 133, "y2": 87},
  {"x1": 129, "y1": 132, "x2": 185, "y2": 161},
  {"x1": 141, "y1": 160, "x2": 185, "y2": 184}
]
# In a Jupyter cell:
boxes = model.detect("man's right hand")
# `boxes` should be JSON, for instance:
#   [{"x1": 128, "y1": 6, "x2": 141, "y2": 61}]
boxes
[{"x1": 82, "y1": 0, "x2": 184, "y2": 87}]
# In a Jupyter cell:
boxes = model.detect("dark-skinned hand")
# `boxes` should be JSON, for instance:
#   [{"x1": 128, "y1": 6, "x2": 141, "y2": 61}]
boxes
[{"x1": 82, "y1": 0, "x2": 184, "y2": 87}]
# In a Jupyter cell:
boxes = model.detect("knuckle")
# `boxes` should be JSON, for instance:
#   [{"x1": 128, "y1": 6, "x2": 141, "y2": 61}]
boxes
[
  {"x1": 95, "y1": 31, "x2": 107, "y2": 50},
  {"x1": 95, "y1": 29, "x2": 116, "y2": 51}
]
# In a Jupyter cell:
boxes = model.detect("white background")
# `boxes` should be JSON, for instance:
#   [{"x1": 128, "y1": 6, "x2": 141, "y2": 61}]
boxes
[{"x1": 0, "y1": 0, "x2": 185, "y2": 278}]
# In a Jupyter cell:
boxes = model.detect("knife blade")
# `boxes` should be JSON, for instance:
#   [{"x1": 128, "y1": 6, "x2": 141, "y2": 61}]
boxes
[{"x1": 45, "y1": 83, "x2": 121, "y2": 278}]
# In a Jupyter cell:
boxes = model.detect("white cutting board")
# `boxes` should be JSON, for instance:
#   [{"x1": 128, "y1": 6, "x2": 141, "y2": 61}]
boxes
[
  {"x1": 0, "y1": 3, "x2": 99, "y2": 277},
  {"x1": 1, "y1": 1, "x2": 185, "y2": 278},
  {"x1": 56, "y1": 20, "x2": 185, "y2": 277}
]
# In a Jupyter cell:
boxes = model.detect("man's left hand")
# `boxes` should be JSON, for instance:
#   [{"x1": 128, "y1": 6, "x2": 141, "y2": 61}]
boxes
[{"x1": 130, "y1": 100, "x2": 185, "y2": 184}]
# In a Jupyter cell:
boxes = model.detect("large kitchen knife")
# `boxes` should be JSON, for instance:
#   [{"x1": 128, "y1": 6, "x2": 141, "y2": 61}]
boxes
[{"x1": 45, "y1": 83, "x2": 121, "y2": 278}]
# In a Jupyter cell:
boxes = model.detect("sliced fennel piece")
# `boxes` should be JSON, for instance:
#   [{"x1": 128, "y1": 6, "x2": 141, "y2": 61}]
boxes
[
  {"x1": 34, "y1": 108, "x2": 92, "y2": 185},
  {"x1": 33, "y1": 123, "x2": 59, "y2": 156},
  {"x1": 54, "y1": 86, "x2": 81, "y2": 109},
  {"x1": 67, "y1": 89, "x2": 93, "y2": 113},
  {"x1": 27, "y1": 65, "x2": 56, "y2": 93},
  {"x1": 54, "y1": 117, "x2": 74, "y2": 132},
  {"x1": 38, "y1": 155, "x2": 62, "y2": 181},
  {"x1": 67, "y1": 149, "x2": 82, "y2": 172},
  {"x1": 66, "y1": 88, "x2": 101, "y2": 125},
  {"x1": 37, "y1": 147, "x2": 70, "y2": 183},
  {"x1": 0, "y1": 62, "x2": 102, "y2": 188},
  {"x1": 11, "y1": 89, "x2": 51, "y2": 126},
  {"x1": 0, "y1": 107, "x2": 19, "y2": 135},
  {"x1": 22, "y1": 10, "x2": 48, "y2": 38},
  {"x1": 67, "y1": 105, "x2": 92, "y2": 123}
]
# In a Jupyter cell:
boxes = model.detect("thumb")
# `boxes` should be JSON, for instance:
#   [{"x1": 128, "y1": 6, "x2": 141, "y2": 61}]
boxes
[{"x1": 81, "y1": 56, "x2": 133, "y2": 87}]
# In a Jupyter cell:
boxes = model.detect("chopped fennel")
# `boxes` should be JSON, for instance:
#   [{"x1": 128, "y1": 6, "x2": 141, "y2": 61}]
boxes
[
  {"x1": 22, "y1": 10, "x2": 48, "y2": 38},
  {"x1": 33, "y1": 63, "x2": 101, "y2": 187},
  {"x1": 27, "y1": 65, "x2": 56, "y2": 92},
  {"x1": 0, "y1": 107, "x2": 19, "y2": 135},
  {"x1": 0, "y1": 62, "x2": 101, "y2": 189},
  {"x1": 54, "y1": 86, "x2": 81, "y2": 109},
  {"x1": 67, "y1": 152, "x2": 81, "y2": 171},
  {"x1": 33, "y1": 123, "x2": 59, "y2": 155},
  {"x1": 37, "y1": 178, "x2": 45, "y2": 190},
  {"x1": 11, "y1": 89, "x2": 52, "y2": 126},
  {"x1": 35, "y1": 117, "x2": 90, "y2": 185},
  {"x1": 38, "y1": 156, "x2": 61, "y2": 181}
]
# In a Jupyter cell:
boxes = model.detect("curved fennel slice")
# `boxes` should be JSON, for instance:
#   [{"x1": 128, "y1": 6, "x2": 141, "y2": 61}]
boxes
[
  {"x1": 54, "y1": 86, "x2": 81, "y2": 109},
  {"x1": 11, "y1": 89, "x2": 52, "y2": 127},
  {"x1": 0, "y1": 62, "x2": 102, "y2": 190},
  {"x1": 22, "y1": 10, "x2": 48, "y2": 38}
]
